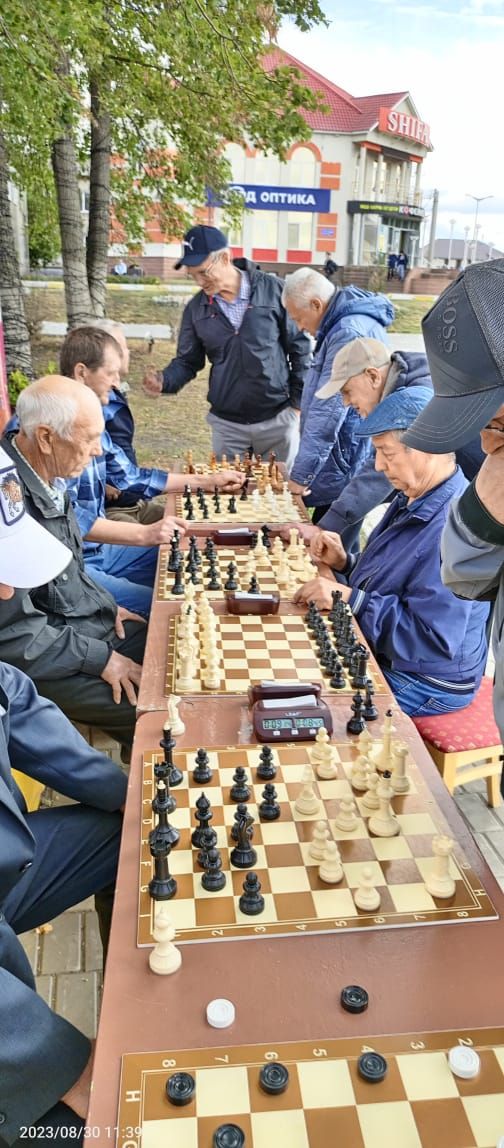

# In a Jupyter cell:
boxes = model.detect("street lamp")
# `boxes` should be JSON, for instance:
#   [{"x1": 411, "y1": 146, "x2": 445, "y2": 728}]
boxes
[
  {"x1": 447, "y1": 218, "x2": 456, "y2": 267},
  {"x1": 488, "y1": 241, "x2": 494, "y2": 261},
  {"x1": 462, "y1": 225, "x2": 470, "y2": 268},
  {"x1": 466, "y1": 193, "x2": 493, "y2": 265}
]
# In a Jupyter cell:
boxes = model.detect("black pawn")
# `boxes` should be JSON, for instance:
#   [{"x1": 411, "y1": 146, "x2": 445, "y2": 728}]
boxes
[
  {"x1": 239, "y1": 479, "x2": 249, "y2": 502},
  {"x1": 248, "y1": 574, "x2": 259, "y2": 593},
  {"x1": 239, "y1": 872, "x2": 265, "y2": 916},
  {"x1": 231, "y1": 803, "x2": 253, "y2": 841},
  {"x1": 171, "y1": 563, "x2": 185, "y2": 596},
  {"x1": 193, "y1": 747, "x2": 213, "y2": 784},
  {"x1": 197, "y1": 826, "x2": 218, "y2": 868},
  {"x1": 256, "y1": 746, "x2": 276, "y2": 781},
  {"x1": 207, "y1": 564, "x2": 222, "y2": 591},
  {"x1": 201, "y1": 847, "x2": 226, "y2": 892},
  {"x1": 261, "y1": 525, "x2": 271, "y2": 550},
  {"x1": 224, "y1": 561, "x2": 238, "y2": 591},
  {"x1": 347, "y1": 692, "x2": 366, "y2": 735},
  {"x1": 230, "y1": 766, "x2": 251, "y2": 803},
  {"x1": 329, "y1": 654, "x2": 346, "y2": 690},
  {"x1": 228, "y1": 495, "x2": 237, "y2": 514},
  {"x1": 259, "y1": 783, "x2": 280, "y2": 821},
  {"x1": 363, "y1": 681, "x2": 378, "y2": 721}
]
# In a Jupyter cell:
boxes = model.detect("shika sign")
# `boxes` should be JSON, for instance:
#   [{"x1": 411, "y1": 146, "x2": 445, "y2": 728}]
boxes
[
  {"x1": 208, "y1": 184, "x2": 331, "y2": 213},
  {"x1": 378, "y1": 108, "x2": 431, "y2": 148}
]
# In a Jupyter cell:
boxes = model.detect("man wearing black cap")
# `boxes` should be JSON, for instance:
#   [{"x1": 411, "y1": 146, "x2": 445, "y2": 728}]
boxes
[
  {"x1": 142, "y1": 226, "x2": 311, "y2": 468},
  {"x1": 403, "y1": 258, "x2": 504, "y2": 758}
]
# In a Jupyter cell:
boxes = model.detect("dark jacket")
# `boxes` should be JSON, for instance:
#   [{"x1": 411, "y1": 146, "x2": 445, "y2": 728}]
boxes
[
  {"x1": 161, "y1": 259, "x2": 311, "y2": 423},
  {"x1": 0, "y1": 662, "x2": 126, "y2": 1141},
  {"x1": 290, "y1": 286, "x2": 394, "y2": 505},
  {"x1": 0, "y1": 434, "x2": 118, "y2": 679}
]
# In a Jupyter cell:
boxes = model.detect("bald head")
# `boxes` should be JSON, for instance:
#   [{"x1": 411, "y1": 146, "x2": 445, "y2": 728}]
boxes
[{"x1": 15, "y1": 375, "x2": 104, "y2": 481}]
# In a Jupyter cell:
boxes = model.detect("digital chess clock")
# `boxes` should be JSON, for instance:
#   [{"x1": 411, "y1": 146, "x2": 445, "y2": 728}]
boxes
[{"x1": 252, "y1": 690, "x2": 333, "y2": 742}]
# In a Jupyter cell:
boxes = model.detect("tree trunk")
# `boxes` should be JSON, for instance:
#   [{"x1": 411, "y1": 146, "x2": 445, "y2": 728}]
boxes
[
  {"x1": 86, "y1": 77, "x2": 111, "y2": 317},
  {"x1": 0, "y1": 129, "x2": 33, "y2": 379}
]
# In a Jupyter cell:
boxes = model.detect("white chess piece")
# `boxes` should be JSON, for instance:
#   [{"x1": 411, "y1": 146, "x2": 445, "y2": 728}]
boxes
[
  {"x1": 390, "y1": 744, "x2": 410, "y2": 793},
  {"x1": 358, "y1": 727, "x2": 373, "y2": 760},
  {"x1": 309, "y1": 821, "x2": 330, "y2": 861},
  {"x1": 149, "y1": 907, "x2": 182, "y2": 975},
  {"x1": 176, "y1": 643, "x2": 197, "y2": 691},
  {"x1": 353, "y1": 866, "x2": 381, "y2": 911},
  {"x1": 368, "y1": 773, "x2": 399, "y2": 837},
  {"x1": 350, "y1": 754, "x2": 369, "y2": 792},
  {"x1": 310, "y1": 726, "x2": 330, "y2": 765},
  {"x1": 333, "y1": 798, "x2": 359, "y2": 832},
  {"x1": 316, "y1": 742, "x2": 339, "y2": 781},
  {"x1": 319, "y1": 840, "x2": 343, "y2": 884},
  {"x1": 424, "y1": 835, "x2": 456, "y2": 898},
  {"x1": 361, "y1": 769, "x2": 380, "y2": 812},
  {"x1": 369, "y1": 711, "x2": 397, "y2": 772},
  {"x1": 294, "y1": 766, "x2": 321, "y2": 816},
  {"x1": 166, "y1": 697, "x2": 185, "y2": 736}
]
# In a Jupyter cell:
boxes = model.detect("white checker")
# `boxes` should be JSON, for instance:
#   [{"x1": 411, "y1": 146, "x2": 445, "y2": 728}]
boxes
[
  {"x1": 396, "y1": 1051, "x2": 459, "y2": 1100},
  {"x1": 370, "y1": 837, "x2": 413, "y2": 861},
  {"x1": 396, "y1": 813, "x2": 437, "y2": 836},
  {"x1": 251, "y1": 1109, "x2": 309, "y2": 1148},
  {"x1": 235, "y1": 892, "x2": 278, "y2": 923},
  {"x1": 170, "y1": 850, "x2": 194, "y2": 875},
  {"x1": 195, "y1": 1066, "x2": 249, "y2": 1116},
  {"x1": 311, "y1": 888, "x2": 358, "y2": 917},
  {"x1": 317, "y1": 780, "x2": 351, "y2": 800},
  {"x1": 169, "y1": 808, "x2": 192, "y2": 830},
  {"x1": 332, "y1": 819, "x2": 368, "y2": 841},
  {"x1": 165, "y1": 899, "x2": 197, "y2": 930},
  {"x1": 389, "y1": 884, "x2": 437, "y2": 913},
  {"x1": 260, "y1": 821, "x2": 299, "y2": 845},
  {"x1": 142, "y1": 1119, "x2": 197, "y2": 1148},
  {"x1": 358, "y1": 1101, "x2": 422, "y2": 1148},
  {"x1": 462, "y1": 1094, "x2": 504, "y2": 1147},
  {"x1": 268, "y1": 866, "x2": 311, "y2": 894},
  {"x1": 298, "y1": 1057, "x2": 355, "y2": 1108},
  {"x1": 342, "y1": 861, "x2": 384, "y2": 889}
]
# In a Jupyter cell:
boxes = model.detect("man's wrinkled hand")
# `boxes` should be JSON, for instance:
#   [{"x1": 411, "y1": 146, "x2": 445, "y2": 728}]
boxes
[
  {"x1": 310, "y1": 529, "x2": 347, "y2": 571},
  {"x1": 101, "y1": 651, "x2": 142, "y2": 705},
  {"x1": 114, "y1": 606, "x2": 146, "y2": 639},
  {"x1": 203, "y1": 469, "x2": 245, "y2": 493},
  {"x1": 142, "y1": 368, "x2": 163, "y2": 397},
  {"x1": 143, "y1": 515, "x2": 187, "y2": 546},
  {"x1": 293, "y1": 574, "x2": 348, "y2": 610},
  {"x1": 288, "y1": 479, "x2": 311, "y2": 496},
  {"x1": 278, "y1": 521, "x2": 319, "y2": 544},
  {"x1": 105, "y1": 483, "x2": 120, "y2": 501}
]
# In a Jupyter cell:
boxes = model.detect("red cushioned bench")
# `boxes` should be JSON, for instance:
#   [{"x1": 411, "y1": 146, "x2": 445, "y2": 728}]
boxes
[{"x1": 412, "y1": 677, "x2": 503, "y2": 808}]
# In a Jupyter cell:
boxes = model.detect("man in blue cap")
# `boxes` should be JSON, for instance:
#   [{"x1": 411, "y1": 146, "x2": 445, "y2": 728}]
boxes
[
  {"x1": 294, "y1": 386, "x2": 488, "y2": 716},
  {"x1": 142, "y1": 225, "x2": 311, "y2": 467}
]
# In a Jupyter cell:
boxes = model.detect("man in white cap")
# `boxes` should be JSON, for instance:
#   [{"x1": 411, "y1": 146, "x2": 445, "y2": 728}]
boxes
[{"x1": 0, "y1": 473, "x2": 127, "y2": 1144}]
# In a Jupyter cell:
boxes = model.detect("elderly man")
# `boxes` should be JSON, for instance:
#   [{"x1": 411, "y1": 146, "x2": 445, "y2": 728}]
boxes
[
  {"x1": 294, "y1": 387, "x2": 488, "y2": 717},
  {"x1": 142, "y1": 225, "x2": 311, "y2": 468},
  {"x1": 0, "y1": 505, "x2": 127, "y2": 1144},
  {"x1": 1, "y1": 378, "x2": 147, "y2": 757},
  {"x1": 281, "y1": 268, "x2": 393, "y2": 523},
  {"x1": 59, "y1": 326, "x2": 243, "y2": 616}
]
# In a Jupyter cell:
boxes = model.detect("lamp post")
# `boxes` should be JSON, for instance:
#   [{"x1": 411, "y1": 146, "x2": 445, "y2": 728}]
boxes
[
  {"x1": 488, "y1": 242, "x2": 494, "y2": 261},
  {"x1": 447, "y1": 218, "x2": 456, "y2": 267},
  {"x1": 462, "y1": 225, "x2": 470, "y2": 268},
  {"x1": 472, "y1": 224, "x2": 480, "y2": 265},
  {"x1": 466, "y1": 193, "x2": 493, "y2": 266}
]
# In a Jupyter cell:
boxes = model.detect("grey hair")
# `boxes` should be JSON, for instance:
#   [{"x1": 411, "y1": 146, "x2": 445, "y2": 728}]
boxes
[
  {"x1": 16, "y1": 382, "x2": 101, "y2": 440},
  {"x1": 282, "y1": 267, "x2": 335, "y2": 308}
]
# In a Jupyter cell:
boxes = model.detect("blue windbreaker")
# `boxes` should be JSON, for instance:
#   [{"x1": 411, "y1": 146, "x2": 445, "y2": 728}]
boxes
[{"x1": 289, "y1": 286, "x2": 394, "y2": 505}]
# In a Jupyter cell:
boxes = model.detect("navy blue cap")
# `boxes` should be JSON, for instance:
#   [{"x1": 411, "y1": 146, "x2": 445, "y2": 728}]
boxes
[
  {"x1": 174, "y1": 226, "x2": 228, "y2": 269},
  {"x1": 355, "y1": 386, "x2": 433, "y2": 438},
  {"x1": 403, "y1": 259, "x2": 504, "y2": 452}
]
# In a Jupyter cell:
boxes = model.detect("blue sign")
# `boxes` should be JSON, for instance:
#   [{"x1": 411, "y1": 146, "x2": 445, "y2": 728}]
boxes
[{"x1": 208, "y1": 184, "x2": 331, "y2": 214}]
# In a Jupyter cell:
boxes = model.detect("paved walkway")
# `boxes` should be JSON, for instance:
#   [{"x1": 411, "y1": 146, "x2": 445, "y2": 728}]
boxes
[{"x1": 41, "y1": 323, "x2": 425, "y2": 354}]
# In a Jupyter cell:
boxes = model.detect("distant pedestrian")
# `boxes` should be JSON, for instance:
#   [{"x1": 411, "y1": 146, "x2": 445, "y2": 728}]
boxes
[
  {"x1": 396, "y1": 252, "x2": 409, "y2": 282},
  {"x1": 323, "y1": 252, "x2": 339, "y2": 279},
  {"x1": 387, "y1": 252, "x2": 398, "y2": 280}
]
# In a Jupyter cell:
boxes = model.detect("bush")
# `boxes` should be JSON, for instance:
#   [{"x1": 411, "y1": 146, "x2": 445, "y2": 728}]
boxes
[
  {"x1": 7, "y1": 369, "x2": 31, "y2": 407},
  {"x1": 106, "y1": 274, "x2": 161, "y2": 285}
]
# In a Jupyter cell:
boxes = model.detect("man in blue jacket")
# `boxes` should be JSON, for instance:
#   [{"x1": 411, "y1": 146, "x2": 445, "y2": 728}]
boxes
[
  {"x1": 142, "y1": 226, "x2": 311, "y2": 469},
  {"x1": 281, "y1": 268, "x2": 394, "y2": 523},
  {"x1": 294, "y1": 387, "x2": 488, "y2": 717}
]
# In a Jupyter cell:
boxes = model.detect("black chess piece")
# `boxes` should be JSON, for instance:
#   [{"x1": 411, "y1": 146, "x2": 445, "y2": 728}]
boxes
[
  {"x1": 171, "y1": 563, "x2": 185, "y2": 596},
  {"x1": 351, "y1": 648, "x2": 370, "y2": 691},
  {"x1": 347, "y1": 692, "x2": 366, "y2": 736},
  {"x1": 239, "y1": 872, "x2": 265, "y2": 916},
  {"x1": 191, "y1": 793, "x2": 213, "y2": 847},
  {"x1": 256, "y1": 746, "x2": 276, "y2": 781},
  {"x1": 231, "y1": 803, "x2": 253, "y2": 841},
  {"x1": 185, "y1": 500, "x2": 194, "y2": 520},
  {"x1": 168, "y1": 537, "x2": 181, "y2": 573},
  {"x1": 248, "y1": 574, "x2": 259, "y2": 593},
  {"x1": 159, "y1": 723, "x2": 183, "y2": 787},
  {"x1": 202, "y1": 503, "x2": 209, "y2": 519},
  {"x1": 207, "y1": 566, "x2": 222, "y2": 591},
  {"x1": 230, "y1": 813, "x2": 257, "y2": 868},
  {"x1": 363, "y1": 681, "x2": 378, "y2": 721},
  {"x1": 149, "y1": 781, "x2": 180, "y2": 850},
  {"x1": 204, "y1": 537, "x2": 214, "y2": 559},
  {"x1": 197, "y1": 826, "x2": 218, "y2": 868},
  {"x1": 228, "y1": 495, "x2": 237, "y2": 514},
  {"x1": 230, "y1": 767, "x2": 251, "y2": 803},
  {"x1": 259, "y1": 783, "x2": 280, "y2": 821},
  {"x1": 261, "y1": 525, "x2": 271, "y2": 550},
  {"x1": 239, "y1": 479, "x2": 249, "y2": 502},
  {"x1": 329, "y1": 653, "x2": 346, "y2": 690},
  {"x1": 328, "y1": 589, "x2": 343, "y2": 621},
  {"x1": 224, "y1": 562, "x2": 238, "y2": 591},
  {"x1": 148, "y1": 836, "x2": 177, "y2": 900},
  {"x1": 201, "y1": 847, "x2": 226, "y2": 891},
  {"x1": 193, "y1": 747, "x2": 213, "y2": 784}
]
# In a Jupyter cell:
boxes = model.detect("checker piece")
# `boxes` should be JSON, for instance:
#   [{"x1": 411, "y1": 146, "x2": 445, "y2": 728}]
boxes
[
  {"x1": 358, "y1": 1051, "x2": 388, "y2": 1082},
  {"x1": 166, "y1": 1071, "x2": 195, "y2": 1106},
  {"x1": 213, "y1": 1125, "x2": 245, "y2": 1148}
]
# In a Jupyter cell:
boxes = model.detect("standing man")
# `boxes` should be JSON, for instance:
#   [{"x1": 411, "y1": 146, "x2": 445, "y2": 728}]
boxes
[
  {"x1": 142, "y1": 226, "x2": 311, "y2": 469},
  {"x1": 387, "y1": 251, "x2": 398, "y2": 280}
]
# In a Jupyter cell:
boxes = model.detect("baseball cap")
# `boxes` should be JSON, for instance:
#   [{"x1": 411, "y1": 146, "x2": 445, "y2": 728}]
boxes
[
  {"x1": 316, "y1": 339, "x2": 392, "y2": 399},
  {"x1": 174, "y1": 226, "x2": 229, "y2": 269},
  {"x1": 0, "y1": 447, "x2": 71, "y2": 588},
  {"x1": 402, "y1": 258, "x2": 504, "y2": 452},
  {"x1": 354, "y1": 385, "x2": 434, "y2": 438}
]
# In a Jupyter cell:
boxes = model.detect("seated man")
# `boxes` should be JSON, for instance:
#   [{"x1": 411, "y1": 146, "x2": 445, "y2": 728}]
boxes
[
  {"x1": 1, "y1": 381, "x2": 146, "y2": 758},
  {"x1": 58, "y1": 326, "x2": 243, "y2": 616},
  {"x1": 0, "y1": 511, "x2": 126, "y2": 1145},
  {"x1": 294, "y1": 387, "x2": 489, "y2": 717}
]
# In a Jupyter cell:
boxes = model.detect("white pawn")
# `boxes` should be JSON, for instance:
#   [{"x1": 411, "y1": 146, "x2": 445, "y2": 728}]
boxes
[
  {"x1": 333, "y1": 798, "x2": 358, "y2": 832},
  {"x1": 277, "y1": 553, "x2": 290, "y2": 587},
  {"x1": 350, "y1": 754, "x2": 369, "y2": 792},
  {"x1": 203, "y1": 652, "x2": 221, "y2": 690},
  {"x1": 166, "y1": 697, "x2": 185, "y2": 737},
  {"x1": 391, "y1": 744, "x2": 410, "y2": 793},
  {"x1": 361, "y1": 769, "x2": 380, "y2": 812},
  {"x1": 316, "y1": 742, "x2": 339, "y2": 781},
  {"x1": 149, "y1": 907, "x2": 182, "y2": 975},
  {"x1": 368, "y1": 773, "x2": 399, "y2": 837},
  {"x1": 358, "y1": 726, "x2": 373, "y2": 760},
  {"x1": 319, "y1": 840, "x2": 343, "y2": 884},
  {"x1": 272, "y1": 536, "x2": 284, "y2": 562},
  {"x1": 424, "y1": 835, "x2": 456, "y2": 899},
  {"x1": 294, "y1": 765, "x2": 321, "y2": 816},
  {"x1": 309, "y1": 821, "x2": 330, "y2": 861},
  {"x1": 353, "y1": 867, "x2": 381, "y2": 912},
  {"x1": 310, "y1": 726, "x2": 331, "y2": 765}
]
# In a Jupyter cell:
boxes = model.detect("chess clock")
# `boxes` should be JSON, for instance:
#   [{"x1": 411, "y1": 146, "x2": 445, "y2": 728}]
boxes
[
  {"x1": 252, "y1": 692, "x2": 333, "y2": 742},
  {"x1": 226, "y1": 591, "x2": 280, "y2": 615}
]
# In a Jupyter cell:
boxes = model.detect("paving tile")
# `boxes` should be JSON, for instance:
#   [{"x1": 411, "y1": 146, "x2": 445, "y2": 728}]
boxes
[
  {"x1": 55, "y1": 972, "x2": 101, "y2": 1038},
  {"x1": 68, "y1": 897, "x2": 95, "y2": 913},
  {"x1": 85, "y1": 912, "x2": 103, "y2": 972},
  {"x1": 36, "y1": 974, "x2": 55, "y2": 1007},
  {"x1": 473, "y1": 833, "x2": 504, "y2": 879},
  {"x1": 453, "y1": 792, "x2": 501, "y2": 833},
  {"x1": 40, "y1": 912, "x2": 83, "y2": 974},
  {"x1": 19, "y1": 930, "x2": 39, "y2": 970}
]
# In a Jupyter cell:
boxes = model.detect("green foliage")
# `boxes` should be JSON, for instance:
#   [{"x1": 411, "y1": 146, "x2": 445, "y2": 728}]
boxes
[
  {"x1": 7, "y1": 368, "x2": 30, "y2": 405},
  {"x1": 27, "y1": 182, "x2": 60, "y2": 267}
]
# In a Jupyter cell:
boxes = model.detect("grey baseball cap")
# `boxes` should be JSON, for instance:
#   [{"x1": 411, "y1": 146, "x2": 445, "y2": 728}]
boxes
[{"x1": 402, "y1": 259, "x2": 504, "y2": 452}]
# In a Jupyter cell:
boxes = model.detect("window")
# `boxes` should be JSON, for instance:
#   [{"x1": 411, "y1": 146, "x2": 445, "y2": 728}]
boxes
[
  {"x1": 288, "y1": 146, "x2": 316, "y2": 187},
  {"x1": 287, "y1": 212, "x2": 312, "y2": 250},
  {"x1": 251, "y1": 210, "x2": 278, "y2": 249},
  {"x1": 253, "y1": 151, "x2": 280, "y2": 186},
  {"x1": 225, "y1": 143, "x2": 246, "y2": 184}
]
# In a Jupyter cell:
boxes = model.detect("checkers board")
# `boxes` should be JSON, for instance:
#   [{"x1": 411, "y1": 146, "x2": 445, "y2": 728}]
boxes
[
  {"x1": 165, "y1": 611, "x2": 388, "y2": 696},
  {"x1": 156, "y1": 546, "x2": 316, "y2": 601},
  {"x1": 138, "y1": 741, "x2": 496, "y2": 946},
  {"x1": 118, "y1": 1028, "x2": 504, "y2": 1148},
  {"x1": 174, "y1": 488, "x2": 309, "y2": 524}
]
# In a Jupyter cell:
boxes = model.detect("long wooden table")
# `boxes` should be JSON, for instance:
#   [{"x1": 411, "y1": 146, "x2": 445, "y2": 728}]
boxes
[{"x1": 87, "y1": 702, "x2": 504, "y2": 1140}]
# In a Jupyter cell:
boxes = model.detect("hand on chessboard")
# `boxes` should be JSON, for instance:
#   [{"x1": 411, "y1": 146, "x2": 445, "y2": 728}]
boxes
[
  {"x1": 288, "y1": 479, "x2": 311, "y2": 497},
  {"x1": 142, "y1": 513, "x2": 187, "y2": 546},
  {"x1": 294, "y1": 574, "x2": 351, "y2": 610},
  {"x1": 201, "y1": 469, "x2": 245, "y2": 493},
  {"x1": 142, "y1": 368, "x2": 163, "y2": 397},
  {"x1": 278, "y1": 521, "x2": 319, "y2": 544},
  {"x1": 310, "y1": 529, "x2": 348, "y2": 572}
]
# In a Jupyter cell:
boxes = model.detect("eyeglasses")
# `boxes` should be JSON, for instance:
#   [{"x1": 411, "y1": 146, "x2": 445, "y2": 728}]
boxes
[{"x1": 185, "y1": 254, "x2": 220, "y2": 281}]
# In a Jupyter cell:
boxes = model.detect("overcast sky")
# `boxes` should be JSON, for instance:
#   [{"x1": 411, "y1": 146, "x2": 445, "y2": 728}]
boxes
[{"x1": 278, "y1": 0, "x2": 503, "y2": 251}]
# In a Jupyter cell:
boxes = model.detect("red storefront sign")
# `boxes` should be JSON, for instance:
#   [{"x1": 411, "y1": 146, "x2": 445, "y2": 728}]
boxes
[{"x1": 378, "y1": 107, "x2": 431, "y2": 148}]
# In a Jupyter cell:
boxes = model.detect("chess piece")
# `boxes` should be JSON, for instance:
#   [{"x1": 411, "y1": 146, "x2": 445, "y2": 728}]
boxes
[
  {"x1": 390, "y1": 744, "x2": 410, "y2": 794},
  {"x1": 316, "y1": 742, "x2": 339, "y2": 781},
  {"x1": 197, "y1": 826, "x2": 218, "y2": 868},
  {"x1": 259, "y1": 783, "x2": 280, "y2": 821},
  {"x1": 239, "y1": 872, "x2": 265, "y2": 916},
  {"x1": 309, "y1": 821, "x2": 330, "y2": 861},
  {"x1": 363, "y1": 681, "x2": 378, "y2": 721},
  {"x1": 231, "y1": 803, "x2": 253, "y2": 841},
  {"x1": 148, "y1": 833, "x2": 177, "y2": 901},
  {"x1": 176, "y1": 643, "x2": 197, "y2": 692},
  {"x1": 347, "y1": 692, "x2": 366, "y2": 735},
  {"x1": 424, "y1": 835, "x2": 456, "y2": 899},
  {"x1": 309, "y1": 726, "x2": 331, "y2": 765},
  {"x1": 350, "y1": 753, "x2": 369, "y2": 792},
  {"x1": 171, "y1": 563, "x2": 185, "y2": 596},
  {"x1": 353, "y1": 867, "x2": 381, "y2": 911},
  {"x1": 224, "y1": 562, "x2": 238, "y2": 590},
  {"x1": 256, "y1": 746, "x2": 276, "y2": 781},
  {"x1": 149, "y1": 781, "x2": 180, "y2": 851},
  {"x1": 201, "y1": 848, "x2": 227, "y2": 892},
  {"x1": 333, "y1": 798, "x2": 359, "y2": 833},
  {"x1": 167, "y1": 695, "x2": 185, "y2": 737},
  {"x1": 230, "y1": 812, "x2": 257, "y2": 868},
  {"x1": 193, "y1": 747, "x2": 213, "y2": 784},
  {"x1": 159, "y1": 723, "x2": 183, "y2": 787},
  {"x1": 361, "y1": 768, "x2": 380, "y2": 812},
  {"x1": 294, "y1": 766, "x2": 321, "y2": 816},
  {"x1": 368, "y1": 772, "x2": 399, "y2": 837},
  {"x1": 370, "y1": 709, "x2": 397, "y2": 771},
  {"x1": 148, "y1": 907, "x2": 182, "y2": 975},
  {"x1": 230, "y1": 767, "x2": 251, "y2": 803},
  {"x1": 191, "y1": 793, "x2": 213, "y2": 847},
  {"x1": 319, "y1": 840, "x2": 343, "y2": 884},
  {"x1": 358, "y1": 726, "x2": 373, "y2": 760}
]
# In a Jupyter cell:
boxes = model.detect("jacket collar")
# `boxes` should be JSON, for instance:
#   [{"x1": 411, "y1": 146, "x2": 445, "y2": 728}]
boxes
[
  {"x1": 387, "y1": 467, "x2": 466, "y2": 525},
  {"x1": 2, "y1": 432, "x2": 67, "y2": 519}
]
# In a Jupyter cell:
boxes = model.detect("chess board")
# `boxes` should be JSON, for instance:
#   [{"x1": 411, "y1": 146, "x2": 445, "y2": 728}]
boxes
[
  {"x1": 182, "y1": 456, "x2": 282, "y2": 485},
  {"x1": 174, "y1": 490, "x2": 309, "y2": 524},
  {"x1": 137, "y1": 741, "x2": 496, "y2": 946},
  {"x1": 156, "y1": 546, "x2": 316, "y2": 601},
  {"x1": 118, "y1": 1027, "x2": 504, "y2": 1148},
  {"x1": 165, "y1": 611, "x2": 388, "y2": 696}
]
